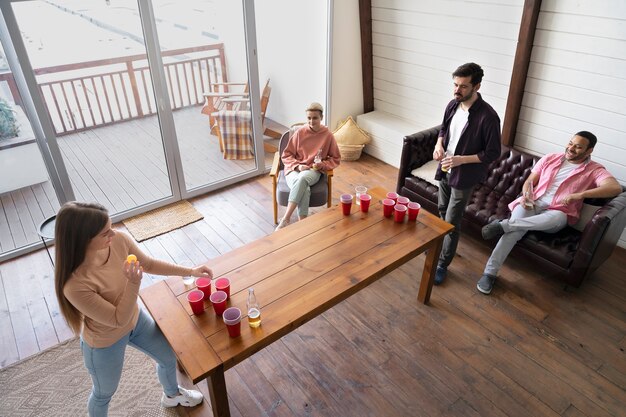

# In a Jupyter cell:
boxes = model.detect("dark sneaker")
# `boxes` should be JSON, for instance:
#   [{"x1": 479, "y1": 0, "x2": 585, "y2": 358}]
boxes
[
  {"x1": 434, "y1": 266, "x2": 447, "y2": 285},
  {"x1": 482, "y1": 221, "x2": 504, "y2": 240},
  {"x1": 477, "y1": 274, "x2": 497, "y2": 294}
]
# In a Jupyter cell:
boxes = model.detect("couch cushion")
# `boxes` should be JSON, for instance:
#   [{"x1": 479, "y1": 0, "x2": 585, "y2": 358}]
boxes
[
  {"x1": 410, "y1": 160, "x2": 439, "y2": 186},
  {"x1": 404, "y1": 177, "x2": 438, "y2": 205},
  {"x1": 517, "y1": 228, "x2": 580, "y2": 269}
]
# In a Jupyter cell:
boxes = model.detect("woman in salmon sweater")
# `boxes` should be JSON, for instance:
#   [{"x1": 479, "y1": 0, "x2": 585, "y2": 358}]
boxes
[
  {"x1": 54, "y1": 202, "x2": 212, "y2": 417},
  {"x1": 276, "y1": 102, "x2": 341, "y2": 230}
]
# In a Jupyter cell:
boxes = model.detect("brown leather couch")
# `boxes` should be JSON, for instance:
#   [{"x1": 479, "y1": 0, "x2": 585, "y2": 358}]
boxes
[{"x1": 396, "y1": 125, "x2": 626, "y2": 287}]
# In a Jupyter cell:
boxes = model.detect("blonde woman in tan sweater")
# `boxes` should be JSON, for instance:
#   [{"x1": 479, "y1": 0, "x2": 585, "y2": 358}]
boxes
[{"x1": 54, "y1": 202, "x2": 212, "y2": 417}]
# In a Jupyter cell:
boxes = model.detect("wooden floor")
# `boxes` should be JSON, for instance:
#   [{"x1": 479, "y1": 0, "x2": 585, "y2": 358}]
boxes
[
  {"x1": 0, "y1": 105, "x2": 274, "y2": 256},
  {"x1": 0, "y1": 154, "x2": 624, "y2": 417}
]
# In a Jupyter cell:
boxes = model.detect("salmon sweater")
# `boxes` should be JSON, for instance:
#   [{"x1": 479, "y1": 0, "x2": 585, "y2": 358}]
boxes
[
  {"x1": 63, "y1": 231, "x2": 191, "y2": 348},
  {"x1": 282, "y1": 125, "x2": 341, "y2": 175}
]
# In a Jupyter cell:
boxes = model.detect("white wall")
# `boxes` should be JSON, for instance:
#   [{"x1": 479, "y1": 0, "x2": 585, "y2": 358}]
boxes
[
  {"x1": 255, "y1": 0, "x2": 328, "y2": 127},
  {"x1": 514, "y1": 0, "x2": 626, "y2": 247},
  {"x1": 370, "y1": 0, "x2": 524, "y2": 132},
  {"x1": 214, "y1": 1, "x2": 247, "y2": 82},
  {"x1": 328, "y1": 0, "x2": 364, "y2": 129}
]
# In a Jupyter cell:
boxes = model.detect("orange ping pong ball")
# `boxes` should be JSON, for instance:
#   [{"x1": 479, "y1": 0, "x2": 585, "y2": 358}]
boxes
[{"x1": 127, "y1": 254, "x2": 137, "y2": 263}]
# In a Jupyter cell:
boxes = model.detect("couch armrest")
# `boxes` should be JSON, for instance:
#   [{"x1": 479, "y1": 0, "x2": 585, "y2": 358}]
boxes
[
  {"x1": 568, "y1": 189, "x2": 626, "y2": 286},
  {"x1": 396, "y1": 125, "x2": 441, "y2": 193}
]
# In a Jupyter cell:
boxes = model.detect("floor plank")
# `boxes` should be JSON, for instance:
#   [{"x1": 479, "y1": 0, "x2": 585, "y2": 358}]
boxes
[{"x1": 0, "y1": 154, "x2": 624, "y2": 417}]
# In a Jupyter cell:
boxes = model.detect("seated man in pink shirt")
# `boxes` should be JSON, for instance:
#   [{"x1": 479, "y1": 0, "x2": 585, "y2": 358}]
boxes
[
  {"x1": 477, "y1": 131, "x2": 622, "y2": 294},
  {"x1": 275, "y1": 102, "x2": 341, "y2": 231}
]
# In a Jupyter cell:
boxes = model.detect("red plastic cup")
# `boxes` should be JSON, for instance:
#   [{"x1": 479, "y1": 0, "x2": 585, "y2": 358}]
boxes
[
  {"x1": 396, "y1": 196, "x2": 410, "y2": 207},
  {"x1": 209, "y1": 290, "x2": 228, "y2": 316},
  {"x1": 195, "y1": 277, "x2": 212, "y2": 300},
  {"x1": 215, "y1": 277, "x2": 231, "y2": 300},
  {"x1": 382, "y1": 199, "x2": 395, "y2": 217},
  {"x1": 394, "y1": 204, "x2": 407, "y2": 223},
  {"x1": 223, "y1": 307, "x2": 242, "y2": 338},
  {"x1": 386, "y1": 192, "x2": 398, "y2": 203},
  {"x1": 340, "y1": 194, "x2": 353, "y2": 215},
  {"x1": 407, "y1": 202, "x2": 421, "y2": 221},
  {"x1": 359, "y1": 194, "x2": 372, "y2": 213},
  {"x1": 187, "y1": 290, "x2": 205, "y2": 315}
]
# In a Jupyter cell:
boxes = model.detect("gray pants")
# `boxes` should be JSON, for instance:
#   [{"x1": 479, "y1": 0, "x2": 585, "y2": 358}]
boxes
[
  {"x1": 483, "y1": 204, "x2": 568, "y2": 276},
  {"x1": 438, "y1": 174, "x2": 473, "y2": 268},
  {"x1": 285, "y1": 169, "x2": 322, "y2": 218}
]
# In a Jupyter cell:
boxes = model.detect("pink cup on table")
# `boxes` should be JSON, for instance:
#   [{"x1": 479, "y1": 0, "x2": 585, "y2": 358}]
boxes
[
  {"x1": 396, "y1": 196, "x2": 410, "y2": 207},
  {"x1": 386, "y1": 192, "x2": 398, "y2": 203},
  {"x1": 215, "y1": 277, "x2": 231, "y2": 300},
  {"x1": 195, "y1": 277, "x2": 212, "y2": 300},
  {"x1": 187, "y1": 290, "x2": 205, "y2": 315},
  {"x1": 394, "y1": 204, "x2": 407, "y2": 223},
  {"x1": 359, "y1": 194, "x2": 372, "y2": 213},
  {"x1": 209, "y1": 290, "x2": 228, "y2": 316},
  {"x1": 340, "y1": 194, "x2": 353, "y2": 215},
  {"x1": 382, "y1": 198, "x2": 395, "y2": 217},
  {"x1": 407, "y1": 202, "x2": 421, "y2": 221},
  {"x1": 223, "y1": 307, "x2": 242, "y2": 338}
]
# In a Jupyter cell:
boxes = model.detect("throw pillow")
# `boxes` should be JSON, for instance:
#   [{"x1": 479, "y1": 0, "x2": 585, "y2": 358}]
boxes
[
  {"x1": 410, "y1": 160, "x2": 440, "y2": 187},
  {"x1": 333, "y1": 116, "x2": 371, "y2": 145}
]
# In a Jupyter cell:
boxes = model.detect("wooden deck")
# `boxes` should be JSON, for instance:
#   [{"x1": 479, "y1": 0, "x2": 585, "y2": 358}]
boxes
[
  {"x1": 0, "y1": 105, "x2": 275, "y2": 256},
  {"x1": 0, "y1": 154, "x2": 624, "y2": 417}
]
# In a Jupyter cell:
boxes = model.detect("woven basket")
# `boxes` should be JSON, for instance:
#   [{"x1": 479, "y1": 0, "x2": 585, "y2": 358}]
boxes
[{"x1": 338, "y1": 143, "x2": 365, "y2": 161}]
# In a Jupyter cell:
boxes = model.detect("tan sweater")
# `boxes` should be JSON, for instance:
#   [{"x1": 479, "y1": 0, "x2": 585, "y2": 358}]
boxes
[
  {"x1": 64, "y1": 231, "x2": 187, "y2": 348},
  {"x1": 282, "y1": 125, "x2": 341, "y2": 175}
]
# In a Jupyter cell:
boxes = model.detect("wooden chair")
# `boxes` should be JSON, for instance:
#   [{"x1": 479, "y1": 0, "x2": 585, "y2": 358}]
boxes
[
  {"x1": 269, "y1": 128, "x2": 333, "y2": 224},
  {"x1": 201, "y1": 82, "x2": 249, "y2": 135},
  {"x1": 210, "y1": 80, "x2": 276, "y2": 153}
]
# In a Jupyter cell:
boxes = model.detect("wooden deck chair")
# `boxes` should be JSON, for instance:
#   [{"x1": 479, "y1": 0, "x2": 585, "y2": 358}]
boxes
[
  {"x1": 201, "y1": 82, "x2": 249, "y2": 134},
  {"x1": 222, "y1": 79, "x2": 279, "y2": 141}
]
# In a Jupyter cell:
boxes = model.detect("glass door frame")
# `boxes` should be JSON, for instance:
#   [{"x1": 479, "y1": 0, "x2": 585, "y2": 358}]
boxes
[{"x1": 1, "y1": 0, "x2": 267, "y2": 217}]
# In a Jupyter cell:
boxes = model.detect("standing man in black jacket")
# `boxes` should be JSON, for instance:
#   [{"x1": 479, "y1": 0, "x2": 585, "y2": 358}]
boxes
[{"x1": 432, "y1": 62, "x2": 502, "y2": 285}]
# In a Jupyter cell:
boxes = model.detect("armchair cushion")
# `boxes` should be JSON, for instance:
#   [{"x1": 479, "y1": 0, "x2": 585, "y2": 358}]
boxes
[{"x1": 276, "y1": 171, "x2": 329, "y2": 207}]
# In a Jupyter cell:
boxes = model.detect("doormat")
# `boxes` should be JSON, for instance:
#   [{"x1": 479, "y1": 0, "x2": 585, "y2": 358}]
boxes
[
  {"x1": 123, "y1": 200, "x2": 204, "y2": 242},
  {"x1": 0, "y1": 338, "x2": 182, "y2": 417}
]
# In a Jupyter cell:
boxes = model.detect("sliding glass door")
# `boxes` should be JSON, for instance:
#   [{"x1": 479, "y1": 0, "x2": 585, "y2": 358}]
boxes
[{"x1": 0, "y1": 0, "x2": 267, "y2": 260}]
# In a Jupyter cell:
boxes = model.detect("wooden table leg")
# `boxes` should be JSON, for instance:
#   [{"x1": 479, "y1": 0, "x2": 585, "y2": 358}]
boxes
[
  {"x1": 418, "y1": 238, "x2": 443, "y2": 304},
  {"x1": 208, "y1": 365, "x2": 231, "y2": 417}
]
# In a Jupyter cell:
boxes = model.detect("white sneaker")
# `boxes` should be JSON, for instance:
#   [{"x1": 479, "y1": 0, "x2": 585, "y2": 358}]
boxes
[
  {"x1": 161, "y1": 386, "x2": 203, "y2": 408},
  {"x1": 275, "y1": 218, "x2": 290, "y2": 231}
]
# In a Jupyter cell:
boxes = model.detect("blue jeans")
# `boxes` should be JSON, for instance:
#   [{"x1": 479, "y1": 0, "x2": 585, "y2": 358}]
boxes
[
  {"x1": 286, "y1": 169, "x2": 322, "y2": 218},
  {"x1": 80, "y1": 309, "x2": 179, "y2": 417}
]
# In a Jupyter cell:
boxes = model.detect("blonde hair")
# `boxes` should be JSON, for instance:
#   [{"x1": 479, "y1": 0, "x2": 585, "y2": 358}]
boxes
[
  {"x1": 305, "y1": 102, "x2": 323, "y2": 117},
  {"x1": 54, "y1": 202, "x2": 109, "y2": 335}
]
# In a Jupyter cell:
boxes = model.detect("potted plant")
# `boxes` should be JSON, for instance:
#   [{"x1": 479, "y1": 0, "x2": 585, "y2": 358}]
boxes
[{"x1": 0, "y1": 98, "x2": 20, "y2": 140}]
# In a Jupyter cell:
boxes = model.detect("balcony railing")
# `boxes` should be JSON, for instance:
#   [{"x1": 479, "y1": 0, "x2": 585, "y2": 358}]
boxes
[{"x1": 0, "y1": 43, "x2": 227, "y2": 135}]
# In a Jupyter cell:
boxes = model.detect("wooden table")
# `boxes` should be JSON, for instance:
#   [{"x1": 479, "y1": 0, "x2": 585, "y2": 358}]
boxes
[{"x1": 139, "y1": 187, "x2": 453, "y2": 417}]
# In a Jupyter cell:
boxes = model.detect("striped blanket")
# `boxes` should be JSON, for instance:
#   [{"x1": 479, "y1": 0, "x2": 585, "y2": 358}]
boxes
[{"x1": 215, "y1": 110, "x2": 255, "y2": 160}]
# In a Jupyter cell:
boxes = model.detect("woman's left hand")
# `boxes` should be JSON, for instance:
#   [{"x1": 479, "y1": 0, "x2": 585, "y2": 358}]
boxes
[{"x1": 192, "y1": 265, "x2": 213, "y2": 279}]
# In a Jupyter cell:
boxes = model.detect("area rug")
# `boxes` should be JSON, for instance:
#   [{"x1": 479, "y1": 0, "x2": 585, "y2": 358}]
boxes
[
  {"x1": 0, "y1": 338, "x2": 180, "y2": 417},
  {"x1": 123, "y1": 200, "x2": 204, "y2": 242}
]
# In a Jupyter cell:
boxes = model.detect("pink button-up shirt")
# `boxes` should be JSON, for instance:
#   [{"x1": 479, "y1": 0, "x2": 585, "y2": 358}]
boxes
[{"x1": 509, "y1": 153, "x2": 614, "y2": 225}]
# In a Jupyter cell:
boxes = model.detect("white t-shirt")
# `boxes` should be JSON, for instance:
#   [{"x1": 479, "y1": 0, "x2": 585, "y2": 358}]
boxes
[
  {"x1": 447, "y1": 106, "x2": 469, "y2": 155},
  {"x1": 536, "y1": 160, "x2": 578, "y2": 208}
]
